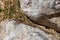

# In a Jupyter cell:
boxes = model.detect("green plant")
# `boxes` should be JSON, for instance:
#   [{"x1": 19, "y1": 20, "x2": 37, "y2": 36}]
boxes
[{"x1": 0, "y1": 8, "x2": 2, "y2": 12}]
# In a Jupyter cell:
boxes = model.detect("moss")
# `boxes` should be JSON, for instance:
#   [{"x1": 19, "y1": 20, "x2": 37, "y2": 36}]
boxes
[{"x1": 0, "y1": 8, "x2": 2, "y2": 12}]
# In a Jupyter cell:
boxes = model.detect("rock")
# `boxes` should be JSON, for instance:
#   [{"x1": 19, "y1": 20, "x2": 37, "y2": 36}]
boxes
[
  {"x1": 20, "y1": 0, "x2": 60, "y2": 32},
  {"x1": 20, "y1": 0, "x2": 60, "y2": 20},
  {"x1": 0, "y1": 19, "x2": 60, "y2": 40}
]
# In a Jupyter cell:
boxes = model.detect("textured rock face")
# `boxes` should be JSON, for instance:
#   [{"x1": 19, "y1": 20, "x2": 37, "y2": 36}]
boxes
[
  {"x1": 20, "y1": 0, "x2": 60, "y2": 33},
  {"x1": 20, "y1": 0, "x2": 60, "y2": 20},
  {"x1": 0, "y1": 19, "x2": 60, "y2": 40}
]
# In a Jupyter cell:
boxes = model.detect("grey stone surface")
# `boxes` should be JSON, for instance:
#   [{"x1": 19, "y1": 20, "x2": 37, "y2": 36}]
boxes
[
  {"x1": 0, "y1": 19, "x2": 60, "y2": 40},
  {"x1": 20, "y1": 0, "x2": 60, "y2": 33},
  {"x1": 20, "y1": 0, "x2": 60, "y2": 20}
]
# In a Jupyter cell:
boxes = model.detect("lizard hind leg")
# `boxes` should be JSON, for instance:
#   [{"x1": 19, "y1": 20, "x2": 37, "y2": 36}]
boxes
[
  {"x1": 26, "y1": 14, "x2": 60, "y2": 33},
  {"x1": 35, "y1": 16, "x2": 58, "y2": 32}
]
